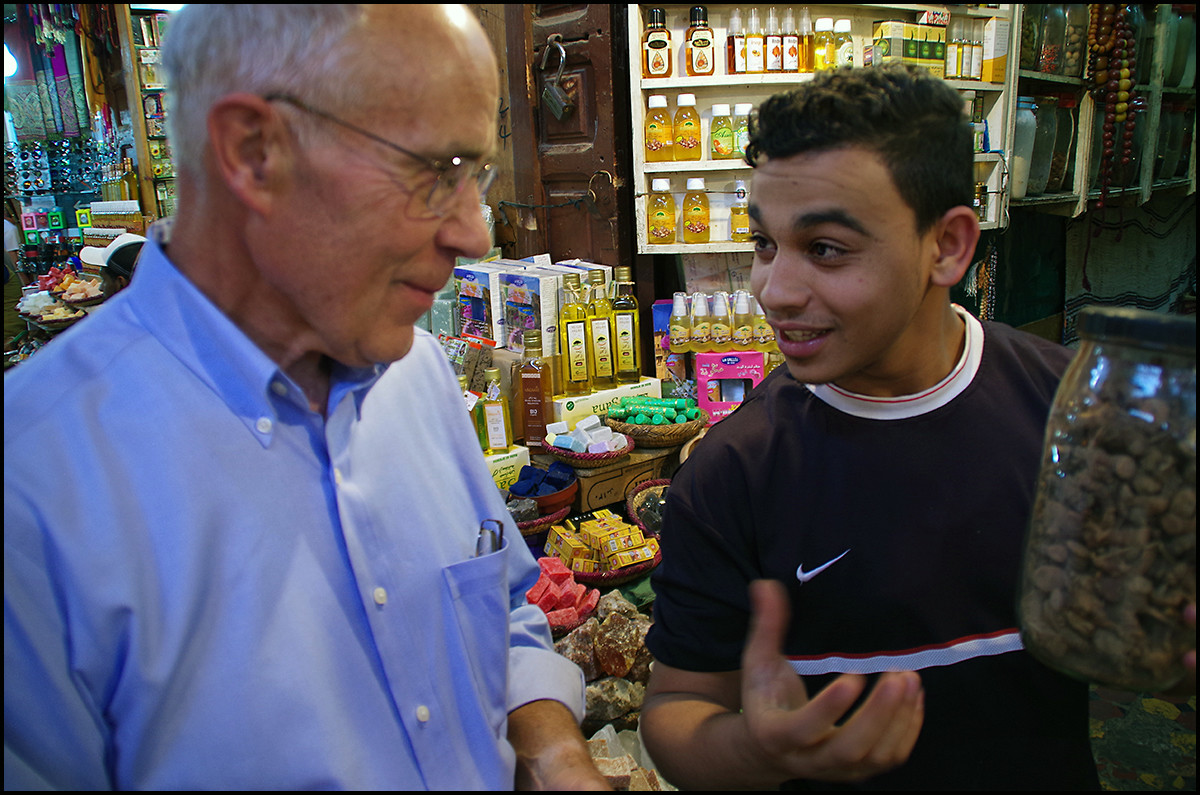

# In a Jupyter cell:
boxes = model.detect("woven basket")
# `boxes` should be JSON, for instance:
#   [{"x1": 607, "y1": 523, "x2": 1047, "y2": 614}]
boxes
[
  {"x1": 625, "y1": 478, "x2": 671, "y2": 537},
  {"x1": 542, "y1": 437, "x2": 634, "y2": 467},
  {"x1": 515, "y1": 505, "x2": 570, "y2": 537},
  {"x1": 573, "y1": 547, "x2": 661, "y2": 587},
  {"x1": 63, "y1": 294, "x2": 105, "y2": 307},
  {"x1": 603, "y1": 409, "x2": 709, "y2": 448}
]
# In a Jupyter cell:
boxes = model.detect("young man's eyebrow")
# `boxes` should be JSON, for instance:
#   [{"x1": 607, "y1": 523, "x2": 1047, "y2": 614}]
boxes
[{"x1": 748, "y1": 204, "x2": 872, "y2": 239}]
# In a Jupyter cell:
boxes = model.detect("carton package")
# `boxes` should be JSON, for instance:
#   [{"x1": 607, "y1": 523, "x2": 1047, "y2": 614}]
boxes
[
  {"x1": 564, "y1": 447, "x2": 676, "y2": 513},
  {"x1": 500, "y1": 267, "x2": 562, "y2": 357},
  {"x1": 981, "y1": 17, "x2": 1010, "y2": 83},
  {"x1": 872, "y1": 20, "x2": 906, "y2": 65},
  {"x1": 484, "y1": 445, "x2": 531, "y2": 490},
  {"x1": 550, "y1": 378, "x2": 662, "y2": 430},
  {"x1": 454, "y1": 262, "x2": 514, "y2": 346},
  {"x1": 695, "y1": 351, "x2": 766, "y2": 424}
]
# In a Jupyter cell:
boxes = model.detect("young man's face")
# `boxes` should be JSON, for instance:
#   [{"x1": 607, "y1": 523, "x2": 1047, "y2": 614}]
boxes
[{"x1": 748, "y1": 146, "x2": 952, "y2": 397}]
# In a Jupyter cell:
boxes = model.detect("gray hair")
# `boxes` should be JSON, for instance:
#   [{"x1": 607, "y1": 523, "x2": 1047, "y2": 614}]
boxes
[{"x1": 160, "y1": 4, "x2": 368, "y2": 177}]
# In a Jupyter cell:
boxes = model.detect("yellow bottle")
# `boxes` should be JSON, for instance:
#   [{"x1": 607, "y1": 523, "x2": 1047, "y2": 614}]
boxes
[
  {"x1": 689, "y1": 291, "x2": 712, "y2": 353},
  {"x1": 673, "y1": 93, "x2": 702, "y2": 161},
  {"x1": 559, "y1": 273, "x2": 592, "y2": 396},
  {"x1": 479, "y1": 367, "x2": 512, "y2": 454},
  {"x1": 710, "y1": 291, "x2": 733, "y2": 352},
  {"x1": 745, "y1": 8, "x2": 766, "y2": 74},
  {"x1": 752, "y1": 296, "x2": 777, "y2": 352},
  {"x1": 814, "y1": 17, "x2": 835, "y2": 70},
  {"x1": 799, "y1": 7, "x2": 815, "y2": 73},
  {"x1": 612, "y1": 266, "x2": 641, "y2": 384},
  {"x1": 647, "y1": 178, "x2": 677, "y2": 244},
  {"x1": 732, "y1": 290, "x2": 755, "y2": 351},
  {"x1": 834, "y1": 18, "x2": 853, "y2": 67},
  {"x1": 641, "y1": 6, "x2": 672, "y2": 78},
  {"x1": 645, "y1": 95, "x2": 674, "y2": 163},
  {"x1": 729, "y1": 179, "x2": 751, "y2": 242},
  {"x1": 585, "y1": 269, "x2": 616, "y2": 390},
  {"x1": 682, "y1": 178, "x2": 710, "y2": 244},
  {"x1": 669, "y1": 291, "x2": 692, "y2": 354},
  {"x1": 710, "y1": 104, "x2": 736, "y2": 160}
]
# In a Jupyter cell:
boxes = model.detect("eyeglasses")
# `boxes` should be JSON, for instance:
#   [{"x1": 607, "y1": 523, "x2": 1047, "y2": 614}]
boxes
[{"x1": 264, "y1": 92, "x2": 497, "y2": 218}]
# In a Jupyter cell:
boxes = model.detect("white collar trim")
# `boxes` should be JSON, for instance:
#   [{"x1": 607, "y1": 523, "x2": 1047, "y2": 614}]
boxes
[{"x1": 806, "y1": 305, "x2": 984, "y2": 420}]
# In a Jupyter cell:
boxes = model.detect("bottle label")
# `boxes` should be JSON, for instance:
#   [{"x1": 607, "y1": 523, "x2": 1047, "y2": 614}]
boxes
[
  {"x1": 688, "y1": 30, "x2": 714, "y2": 74},
  {"x1": 710, "y1": 123, "x2": 735, "y2": 158},
  {"x1": 675, "y1": 117, "x2": 700, "y2": 153},
  {"x1": 783, "y1": 34, "x2": 799, "y2": 71},
  {"x1": 645, "y1": 31, "x2": 671, "y2": 76},
  {"x1": 732, "y1": 34, "x2": 746, "y2": 73},
  {"x1": 483, "y1": 403, "x2": 507, "y2": 449},
  {"x1": 746, "y1": 36, "x2": 765, "y2": 72},
  {"x1": 590, "y1": 318, "x2": 614, "y2": 377},
  {"x1": 669, "y1": 322, "x2": 690, "y2": 347},
  {"x1": 684, "y1": 202, "x2": 709, "y2": 236},
  {"x1": 691, "y1": 319, "x2": 711, "y2": 348},
  {"x1": 766, "y1": 35, "x2": 783, "y2": 71},
  {"x1": 733, "y1": 323, "x2": 753, "y2": 346},
  {"x1": 753, "y1": 318, "x2": 773, "y2": 345},
  {"x1": 645, "y1": 119, "x2": 673, "y2": 156},
  {"x1": 565, "y1": 320, "x2": 589, "y2": 382},
  {"x1": 614, "y1": 313, "x2": 637, "y2": 370},
  {"x1": 711, "y1": 320, "x2": 732, "y2": 345}
]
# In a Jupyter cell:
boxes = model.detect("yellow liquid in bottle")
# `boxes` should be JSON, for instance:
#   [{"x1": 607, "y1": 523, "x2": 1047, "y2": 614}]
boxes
[
  {"x1": 682, "y1": 188, "x2": 710, "y2": 244},
  {"x1": 710, "y1": 115, "x2": 735, "y2": 159},
  {"x1": 729, "y1": 204, "x2": 751, "y2": 242},
  {"x1": 644, "y1": 107, "x2": 674, "y2": 163},
  {"x1": 647, "y1": 190, "x2": 677, "y2": 244},
  {"x1": 674, "y1": 105, "x2": 702, "y2": 161}
]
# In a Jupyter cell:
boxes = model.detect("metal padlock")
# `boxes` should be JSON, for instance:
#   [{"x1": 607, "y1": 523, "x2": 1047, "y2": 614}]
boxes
[{"x1": 540, "y1": 39, "x2": 574, "y2": 121}]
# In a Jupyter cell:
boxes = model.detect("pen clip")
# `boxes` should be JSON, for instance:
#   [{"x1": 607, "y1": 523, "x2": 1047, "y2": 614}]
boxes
[{"x1": 475, "y1": 518, "x2": 504, "y2": 557}]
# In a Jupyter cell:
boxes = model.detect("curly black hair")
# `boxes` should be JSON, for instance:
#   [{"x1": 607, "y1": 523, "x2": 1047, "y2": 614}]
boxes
[{"x1": 745, "y1": 64, "x2": 974, "y2": 233}]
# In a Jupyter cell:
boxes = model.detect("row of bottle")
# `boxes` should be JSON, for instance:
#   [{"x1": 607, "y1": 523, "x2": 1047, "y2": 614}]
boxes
[
  {"x1": 645, "y1": 95, "x2": 753, "y2": 163},
  {"x1": 99, "y1": 158, "x2": 140, "y2": 202},
  {"x1": 668, "y1": 290, "x2": 778, "y2": 354},
  {"x1": 641, "y1": 5, "x2": 853, "y2": 79},
  {"x1": 559, "y1": 267, "x2": 642, "y2": 398},
  {"x1": 647, "y1": 178, "x2": 750, "y2": 245},
  {"x1": 944, "y1": 17, "x2": 989, "y2": 81}
]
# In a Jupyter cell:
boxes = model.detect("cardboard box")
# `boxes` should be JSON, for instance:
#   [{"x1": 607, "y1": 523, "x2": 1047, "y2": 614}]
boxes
[
  {"x1": 454, "y1": 262, "x2": 515, "y2": 346},
  {"x1": 484, "y1": 445, "x2": 530, "y2": 490},
  {"x1": 872, "y1": 20, "x2": 906, "y2": 65},
  {"x1": 564, "y1": 446, "x2": 676, "y2": 513},
  {"x1": 551, "y1": 378, "x2": 662, "y2": 430},
  {"x1": 500, "y1": 268, "x2": 562, "y2": 356},
  {"x1": 924, "y1": 24, "x2": 946, "y2": 79},
  {"x1": 695, "y1": 351, "x2": 766, "y2": 424},
  {"x1": 981, "y1": 17, "x2": 1009, "y2": 83}
]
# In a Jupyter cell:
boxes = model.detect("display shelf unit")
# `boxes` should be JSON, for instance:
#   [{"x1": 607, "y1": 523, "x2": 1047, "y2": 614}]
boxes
[
  {"x1": 1007, "y1": 4, "x2": 1196, "y2": 219},
  {"x1": 628, "y1": 4, "x2": 1019, "y2": 255}
]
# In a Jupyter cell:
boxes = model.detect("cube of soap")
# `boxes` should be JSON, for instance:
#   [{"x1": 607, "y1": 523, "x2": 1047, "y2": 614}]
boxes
[
  {"x1": 546, "y1": 421, "x2": 570, "y2": 436},
  {"x1": 591, "y1": 426, "x2": 614, "y2": 442},
  {"x1": 576, "y1": 414, "x2": 602, "y2": 432},
  {"x1": 587, "y1": 442, "x2": 609, "y2": 454}
]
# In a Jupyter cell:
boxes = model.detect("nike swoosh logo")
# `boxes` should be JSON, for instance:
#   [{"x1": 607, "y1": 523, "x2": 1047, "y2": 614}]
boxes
[{"x1": 796, "y1": 549, "x2": 850, "y2": 584}]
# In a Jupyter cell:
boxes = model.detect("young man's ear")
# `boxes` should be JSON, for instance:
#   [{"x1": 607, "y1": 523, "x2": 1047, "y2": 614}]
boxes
[
  {"x1": 206, "y1": 93, "x2": 291, "y2": 215},
  {"x1": 930, "y1": 205, "x2": 981, "y2": 288}
]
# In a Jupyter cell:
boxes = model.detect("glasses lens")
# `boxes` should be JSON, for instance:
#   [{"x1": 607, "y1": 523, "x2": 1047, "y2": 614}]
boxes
[{"x1": 426, "y1": 161, "x2": 496, "y2": 216}]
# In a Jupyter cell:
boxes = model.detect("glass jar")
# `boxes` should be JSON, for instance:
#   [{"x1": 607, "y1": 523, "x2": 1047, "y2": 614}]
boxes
[
  {"x1": 1037, "y1": 4, "x2": 1067, "y2": 74},
  {"x1": 1027, "y1": 95, "x2": 1059, "y2": 195},
  {"x1": 1018, "y1": 306, "x2": 1197, "y2": 693},
  {"x1": 1175, "y1": 103, "x2": 1195, "y2": 177},
  {"x1": 1165, "y1": 12, "x2": 1195, "y2": 87},
  {"x1": 1010, "y1": 96, "x2": 1038, "y2": 199},
  {"x1": 1019, "y1": 7, "x2": 1043, "y2": 70},
  {"x1": 1061, "y1": 5, "x2": 1089, "y2": 78},
  {"x1": 1045, "y1": 93, "x2": 1078, "y2": 193},
  {"x1": 1154, "y1": 102, "x2": 1184, "y2": 180}
]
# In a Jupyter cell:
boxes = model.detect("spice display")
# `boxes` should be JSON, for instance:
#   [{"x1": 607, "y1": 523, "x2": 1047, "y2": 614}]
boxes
[
  {"x1": 1018, "y1": 306, "x2": 1196, "y2": 692},
  {"x1": 1087, "y1": 4, "x2": 1139, "y2": 207},
  {"x1": 1062, "y1": 5, "x2": 1089, "y2": 77},
  {"x1": 1038, "y1": 4, "x2": 1067, "y2": 74}
]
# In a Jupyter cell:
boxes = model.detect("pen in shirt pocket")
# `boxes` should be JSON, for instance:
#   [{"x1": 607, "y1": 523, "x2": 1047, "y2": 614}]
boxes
[{"x1": 475, "y1": 518, "x2": 504, "y2": 557}]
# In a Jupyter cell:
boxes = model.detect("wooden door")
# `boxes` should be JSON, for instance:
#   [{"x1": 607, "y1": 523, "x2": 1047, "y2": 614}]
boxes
[{"x1": 502, "y1": 4, "x2": 633, "y2": 266}]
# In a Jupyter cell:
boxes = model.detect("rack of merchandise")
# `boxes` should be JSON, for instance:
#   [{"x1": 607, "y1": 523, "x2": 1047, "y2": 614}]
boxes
[
  {"x1": 628, "y1": 4, "x2": 1019, "y2": 255},
  {"x1": 1008, "y1": 3, "x2": 1195, "y2": 219},
  {"x1": 116, "y1": 6, "x2": 177, "y2": 220}
]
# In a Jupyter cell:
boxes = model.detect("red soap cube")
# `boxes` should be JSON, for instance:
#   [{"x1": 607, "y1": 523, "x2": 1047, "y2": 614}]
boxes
[
  {"x1": 554, "y1": 581, "x2": 580, "y2": 611},
  {"x1": 538, "y1": 555, "x2": 575, "y2": 586},
  {"x1": 578, "y1": 588, "x2": 600, "y2": 617},
  {"x1": 526, "y1": 574, "x2": 551, "y2": 605},
  {"x1": 535, "y1": 580, "x2": 562, "y2": 613},
  {"x1": 546, "y1": 606, "x2": 580, "y2": 630}
]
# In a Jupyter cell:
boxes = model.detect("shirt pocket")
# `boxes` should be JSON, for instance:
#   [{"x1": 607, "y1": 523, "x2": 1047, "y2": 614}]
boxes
[{"x1": 442, "y1": 537, "x2": 512, "y2": 727}]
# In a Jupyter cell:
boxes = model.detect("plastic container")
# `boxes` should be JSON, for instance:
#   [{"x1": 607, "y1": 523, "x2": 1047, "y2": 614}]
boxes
[
  {"x1": 1010, "y1": 97, "x2": 1038, "y2": 199},
  {"x1": 733, "y1": 103, "x2": 753, "y2": 160},
  {"x1": 674, "y1": 94, "x2": 702, "y2": 161},
  {"x1": 1062, "y1": 5, "x2": 1088, "y2": 77},
  {"x1": 1045, "y1": 93, "x2": 1078, "y2": 193},
  {"x1": 1018, "y1": 306, "x2": 1196, "y2": 693},
  {"x1": 646, "y1": 178, "x2": 676, "y2": 244},
  {"x1": 1026, "y1": 95, "x2": 1059, "y2": 196},
  {"x1": 681, "y1": 178, "x2": 710, "y2": 243},
  {"x1": 1037, "y1": 4, "x2": 1067, "y2": 74},
  {"x1": 710, "y1": 103, "x2": 736, "y2": 160},
  {"x1": 644, "y1": 95, "x2": 674, "y2": 163}
]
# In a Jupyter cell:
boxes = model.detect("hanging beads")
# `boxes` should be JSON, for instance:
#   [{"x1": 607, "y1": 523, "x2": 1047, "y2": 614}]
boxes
[{"x1": 1088, "y1": 4, "x2": 1138, "y2": 209}]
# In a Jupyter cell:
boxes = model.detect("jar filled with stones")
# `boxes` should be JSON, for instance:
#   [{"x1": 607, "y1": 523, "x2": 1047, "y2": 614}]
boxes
[{"x1": 1018, "y1": 306, "x2": 1195, "y2": 692}]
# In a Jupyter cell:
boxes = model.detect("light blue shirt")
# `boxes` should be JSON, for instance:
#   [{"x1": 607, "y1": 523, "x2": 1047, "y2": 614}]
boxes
[{"x1": 4, "y1": 229, "x2": 585, "y2": 790}]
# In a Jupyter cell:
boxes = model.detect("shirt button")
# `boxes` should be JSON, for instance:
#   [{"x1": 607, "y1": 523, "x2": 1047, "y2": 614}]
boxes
[
  {"x1": 373, "y1": 587, "x2": 388, "y2": 605},
  {"x1": 334, "y1": 468, "x2": 343, "y2": 485},
  {"x1": 255, "y1": 417, "x2": 272, "y2": 434},
  {"x1": 416, "y1": 705, "x2": 431, "y2": 723},
  {"x1": 270, "y1": 381, "x2": 288, "y2": 396}
]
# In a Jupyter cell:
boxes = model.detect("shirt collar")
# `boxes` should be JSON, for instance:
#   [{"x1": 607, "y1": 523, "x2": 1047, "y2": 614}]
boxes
[{"x1": 126, "y1": 220, "x2": 384, "y2": 445}]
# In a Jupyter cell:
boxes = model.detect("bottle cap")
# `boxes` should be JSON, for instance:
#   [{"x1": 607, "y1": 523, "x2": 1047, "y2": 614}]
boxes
[
  {"x1": 712, "y1": 103, "x2": 731, "y2": 116},
  {"x1": 712, "y1": 291, "x2": 730, "y2": 313},
  {"x1": 816, "y1": 17, "x2": 833, "y2": 32},
  {"x1": 784, "y1": 8, "x2": 795, "y2": 28},
  {"x1": 690, "y1": 292, "x2": 709, "y2": 316},
  {"x1": 651, "y1": 178, "x2": 672, "y2": 192},
  {"x1": 615, "y1": 266, "x2": 633, "y2": 282},
  {"x1": 524, "y1": 329, "x2": 542, "y2": 349},
  {"x1": 690, "y1": 6, "x2": 708, "y2": 26},
  {"x1": 686, "y1": 177, "x2": 706, "y2": 191},
  {"x1": 734, "y1": 290, "x2": 752, "y2": 314},
  {"x1": 728, "y1": 7, "x2": 742, "y2": 33},
  {"x1": 588, "y1": 269, "x2": 605, "y2": 285},
  {"x1": 485, "y1": 367, "x2": 501, "y2": 380},
  {"x1": 734, "y1": 102, "x2": 753, "y2": 116},
  {"x1": 835, "y1": 18, "x2": 851, "y2": 33},
  {"x1": 799, "y1": 6, "x2": 812, "y2": 32},
  {"x1": 672, "y1": 291, "x2": 689, "y2": 314},
  {"x1": 563, "y1": 272, "x2": 581, "y2": 287},
  {"x1": 648, "y1": 94, "x2": 668, "y2": 108},
  {"x1": 677, "y1": 93, "x2": 696, "y2": 107},
  {"x1": 647, "y1": 7, "x2": 666, "y2": 27}
]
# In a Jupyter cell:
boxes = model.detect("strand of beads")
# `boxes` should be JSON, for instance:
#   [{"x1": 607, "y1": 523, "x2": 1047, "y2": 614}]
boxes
[{"x1": 1088, "y1": 4, "x2": 1138, "y2": 209}]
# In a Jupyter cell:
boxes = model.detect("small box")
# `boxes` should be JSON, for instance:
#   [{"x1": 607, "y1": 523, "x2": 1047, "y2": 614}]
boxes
[
  {"x1": 918, "y1": 9, "x2": 950, "y2": 26},
  {"x1": 695, "y1": 351, "x2": 766, "y2": 424},
  {"x1": 454, "y1": 262, "x2": 513, "y2": 346},
  {"x1": 923, "y1": 24, "x2": 946, "y2": 79},
  {"x1": 550, "y1": 378, "x2": 662, "y2": 430},
  {"x1": 981, "y1": 18, "x2": 1010, "y2": 83},
  {"x1": 871, "y1": 20, "x2": 906, "y2": 65},
  {"x1": 500, "y1": 267, "x2": 562, "y2": 356},
  {"x1": 903, "y1": 23, "x2": 923, "y2": 67},
  {"x1": 483, "y1": 445, "x2": 530, "y2": 490}
]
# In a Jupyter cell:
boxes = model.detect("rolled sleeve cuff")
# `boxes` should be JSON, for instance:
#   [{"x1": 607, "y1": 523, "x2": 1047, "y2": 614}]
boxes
[{"x1": 507, "y1": 645, "x2": 587, "y2": 724}]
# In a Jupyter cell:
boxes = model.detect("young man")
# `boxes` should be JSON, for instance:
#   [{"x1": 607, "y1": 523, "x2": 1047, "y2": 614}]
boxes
[
  {"x1": 641, "y1": 64, "x2": 1100, "y2": 789},
  {"x1": 5, "y1": 5, "x2": 606, "y2": 790}
]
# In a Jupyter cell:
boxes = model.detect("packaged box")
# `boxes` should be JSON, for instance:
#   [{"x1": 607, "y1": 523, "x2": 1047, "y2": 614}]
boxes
[
  {"x1": 923, "y1": 24, "x2": 946, "y2": 79},
  {"x1": 695, "y1": 351, "x2": 766, "y2": 424},
  {"x1": 566, "y1": 446, "x2": 675, "y2": 513},
  {"x1": 454, "y1": 262, "x2": 513, "y2": 346},
  {"x1": 904, "y1": 23, "x2": 923, "y2": 67},
  {"x1": 550, "y1": 378, "x2": 661, "y2": 430},
  {"x1": 484, "y1": 445, "x2": 530, "y2": 490},
  {"x1": 500, "y1": 267, "x2": 562, "y2": 357},
  {"x1": 872, "y1": 20, "x2": 906, "y2": 65},
  {"x1": 981, "y1": 18, "x2": 1010, "y2": 83},
  {"x1": 555, "y1": 258, "x2": 613, "y2": 291}
]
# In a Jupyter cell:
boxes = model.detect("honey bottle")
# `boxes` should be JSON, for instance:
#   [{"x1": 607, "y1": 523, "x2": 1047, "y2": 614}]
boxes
[
  {"x1": 685, "y1": 5, "x2": 715, "y2": 77},
  {"x1": 729, "y1": 179, "x2": 751, "y2": 242},
  {"x1": 673, "y1": 94, "x2": 702, "y2": 161},
  {"x1": 799, "y1": 7, "x2": 815, "y2": 73},
  {"x1": 814, "y1": 17, "x2": 835, "y2": 71},
  {"x1": 682, "y1": 178, "x2": 710, "y2": 243},
  {"x1": 646, "y1": 178, "x2": 677, "y2": 244},
  {"x1": 726, "y1": 7, "x2": 746, "y2": 74},
  {"x1": 645, "y1": 95, "x2": 674, "y2": 163},
  {"x1": 689, "y1": 291, "x2": 712, "y2": 352},
  {"x1": 642, "y1": 7, "x2": 672, "y2": 78}
]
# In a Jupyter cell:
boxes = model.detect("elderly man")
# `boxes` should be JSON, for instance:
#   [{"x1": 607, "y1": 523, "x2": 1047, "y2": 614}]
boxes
[{"x1": 4, "y1": 5, "x2": 606, "y2": 790}]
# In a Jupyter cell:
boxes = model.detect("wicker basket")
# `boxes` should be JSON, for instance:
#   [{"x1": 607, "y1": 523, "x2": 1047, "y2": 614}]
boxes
[
  {"x1": 515, "y1": 505, "x2": 570, "y2": 538},
  {"x1": 603, "y1": 409, "x2": 709, "y2": 448},
  {"x1": 625, "y1": 478, "x2": 671, "y2": 537},
  {"x1": 542, "y1": 437, "x2": 634, "y2": 467},
  {"x1": 573, "y1": 548, "x2": 661, "y2": 587}
]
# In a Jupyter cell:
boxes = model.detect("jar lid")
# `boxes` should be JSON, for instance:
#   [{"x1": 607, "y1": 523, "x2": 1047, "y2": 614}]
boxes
[
  {"x1": 651, "y1": 178, "x2": 672, "y2": 192},
  {"x1": 712, "y1": 103, "x2": 731, "y2": 116},
  {"x1": 690, "y1": 6, "x2": 708, "y2": 25},
  {"x1": 834, "y1": 18, "x2": 851, "y2": 33},
  {"x1": 647, "y1": 7, "x2": 666, "y2": 27},
  {"x1": 648, "y1": 94, "x2": 668, "y2": 108},
  {"x1": 686, "y1": 177, "x2": 706, "y2": 190},
  {"x1": 734, "y1": 103, "x2": 753, "y2": 115},
  {"x1": 816, "y1": 17, "x2": 833, "y2": 32},
  {"x1": 1077, "y1": 306, "x2": 1197, "y2": 353},
  {"x1": 678, "y1": 93, "x2": 696, "y2": 106}
]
